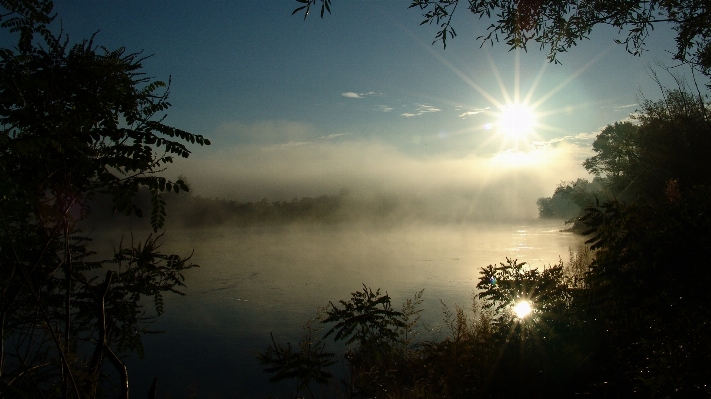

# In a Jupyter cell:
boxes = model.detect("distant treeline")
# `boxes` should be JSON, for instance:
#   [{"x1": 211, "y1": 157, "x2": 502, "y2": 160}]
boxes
[
  {"x1": 84, "y1": 189, "x2": 433, "y2": 229},
  {"x1": 165, "y1": 192, "x2": 347, "y2": 227},
  {"x1": 536, "y1": 177, "x2": 610, "y2": 221}
]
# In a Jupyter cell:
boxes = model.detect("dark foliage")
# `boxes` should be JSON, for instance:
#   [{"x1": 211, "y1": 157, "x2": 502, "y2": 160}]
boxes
[
  {"x1": 323, "y1": 285, "x2": 404, "y2": 347},
  {"x1": 0, "y1": 1, "x2": 206, "y2": 397},
  {"x1": 258, "y1": 329, "x2": 336, "y2": 398},
  {"x1": 583, "y1": 87, "x2": 711, "y2": 201},
  {"x1": 580, "y1": 187, "x2": 711, "y2": 397}
]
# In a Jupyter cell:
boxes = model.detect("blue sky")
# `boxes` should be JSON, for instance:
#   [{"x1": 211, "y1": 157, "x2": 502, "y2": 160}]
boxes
[{"x1": 46, "y1": 1, "x2": 698, "y2": 216}]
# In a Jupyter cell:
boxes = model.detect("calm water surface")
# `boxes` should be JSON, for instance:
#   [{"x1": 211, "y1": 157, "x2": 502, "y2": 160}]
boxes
[{"x1": 118, "y1": 219, "x2": 581, "y2": 398}]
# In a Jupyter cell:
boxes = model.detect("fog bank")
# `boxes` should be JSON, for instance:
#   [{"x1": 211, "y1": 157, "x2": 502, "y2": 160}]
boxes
[{"x1": 169, "y1": 134, "x2": 591, "y2": 221}]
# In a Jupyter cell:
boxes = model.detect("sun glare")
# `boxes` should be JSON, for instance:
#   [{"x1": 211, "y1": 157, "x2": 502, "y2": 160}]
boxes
[
  {"x1": 513, "y1": 300, "x2": 533, "y2": 319},
  {"x1": 498, "y1": 103, "x2": 536, "y2": 139},
  {"x1": 419, "y1": 46, "x2": 603, "y2": 156},
  {"x1": 489, "y1": 149, "x2": 544, "y2": 168}
]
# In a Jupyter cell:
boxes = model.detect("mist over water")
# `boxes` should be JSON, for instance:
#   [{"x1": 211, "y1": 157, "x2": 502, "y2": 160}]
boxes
[
  {"x1": 170, "y1": 136, "x2": 593, "y2": 221},
  {"x1": 104, "y1": 219, "x2": 582, "y2": 398}
]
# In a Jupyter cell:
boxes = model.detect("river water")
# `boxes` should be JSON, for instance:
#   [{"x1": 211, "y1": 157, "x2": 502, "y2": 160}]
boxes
[{"x1": 114, "y1": 219, "x2": 581, "y2": 398}]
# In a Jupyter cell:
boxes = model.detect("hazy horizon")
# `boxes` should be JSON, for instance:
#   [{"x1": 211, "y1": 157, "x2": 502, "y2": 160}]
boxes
[{"x1": 167, "y1": 130, "x2": 593, "y2": 220}]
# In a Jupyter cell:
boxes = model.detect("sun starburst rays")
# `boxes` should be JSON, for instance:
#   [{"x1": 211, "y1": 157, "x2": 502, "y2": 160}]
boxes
[
  {"x1": 400, "y1": 33, "x2": 608, "y2": 170},
  {"x1": 432, "y1": 48, "x2": 608, "y2": 160}
]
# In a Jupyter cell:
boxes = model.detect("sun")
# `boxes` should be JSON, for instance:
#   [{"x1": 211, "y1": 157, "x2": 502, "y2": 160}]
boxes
[
  {"x1": 498, "y1": 103, "x2": 537, "y2": 140},
  {"x1": 417, "y1": 47, "x2": 602, "y2": 153},
  {"x1": 513, "y1": 300, "x2": 533, "y2": 319},
  {"x1": 426, "y1": 49, "x2": 606, "y2": 153}
]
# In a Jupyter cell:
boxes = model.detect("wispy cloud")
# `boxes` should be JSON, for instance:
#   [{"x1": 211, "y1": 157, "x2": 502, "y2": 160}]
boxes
[
  {"x1": 400, "y1": 104, "x2": 441, "y2": 117},
  {"x1": 320, "y1": 133, "x2": 348, "y2": 140},
  {"x1": 342, "y1": 91, "x2": 380, "y2": 99},
  {"x1": 459, "y1": 107, "x2": 490, "y2": 119},
  {"x1": 574, "y1": 132, "x2": 598, "y2": 140},
  {"x1": 614, "y1": 103, "x2": 638, "y2": 111},
  {"x1": 274, "y1": 141, "x2": 312, "y2": 149},
  {"x1": 533, "y1": 131, "x2": 597, "y2": 147},
  {"x1": 530, "y1": 131, "x2": 600, "y2": 162},
  {"x1": 376, "y1": 105, "x2": 394, "y2": 112},
  {"x1": 418, "y1": 104, "x2": 441, "y2": 113}
]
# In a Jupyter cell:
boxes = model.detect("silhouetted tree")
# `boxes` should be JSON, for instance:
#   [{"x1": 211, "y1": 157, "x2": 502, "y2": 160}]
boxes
[
  {"x1": 583, "y1": 122, "x2": 643, "y2": 195},
  {"x1": 0, "y1": 1, "x2": 208, "y2": 397},
  {"x1": 583, "y1": 88, "x2": 710, "y2": 201}
]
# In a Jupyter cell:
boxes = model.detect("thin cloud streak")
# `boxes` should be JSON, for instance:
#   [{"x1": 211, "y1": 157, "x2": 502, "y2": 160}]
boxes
[
  {"x1": 614, "y1": 103, "x2": 638, "y2": 111},
  {"x1": 531, "y1": 131, "x2": 599, "y2": 161},
  {"x1": 342, "y1": 91, "x2": 381, "y2": 99},
  {"x1": 321, "y1": 133, "x2": 349, "y2": 139},
  {"x1": 401, "y1": 104, "x2": 441, "y2": 117},
  {"x1": 459, "y1": 107, "x2": 489, "y2": 118}
]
